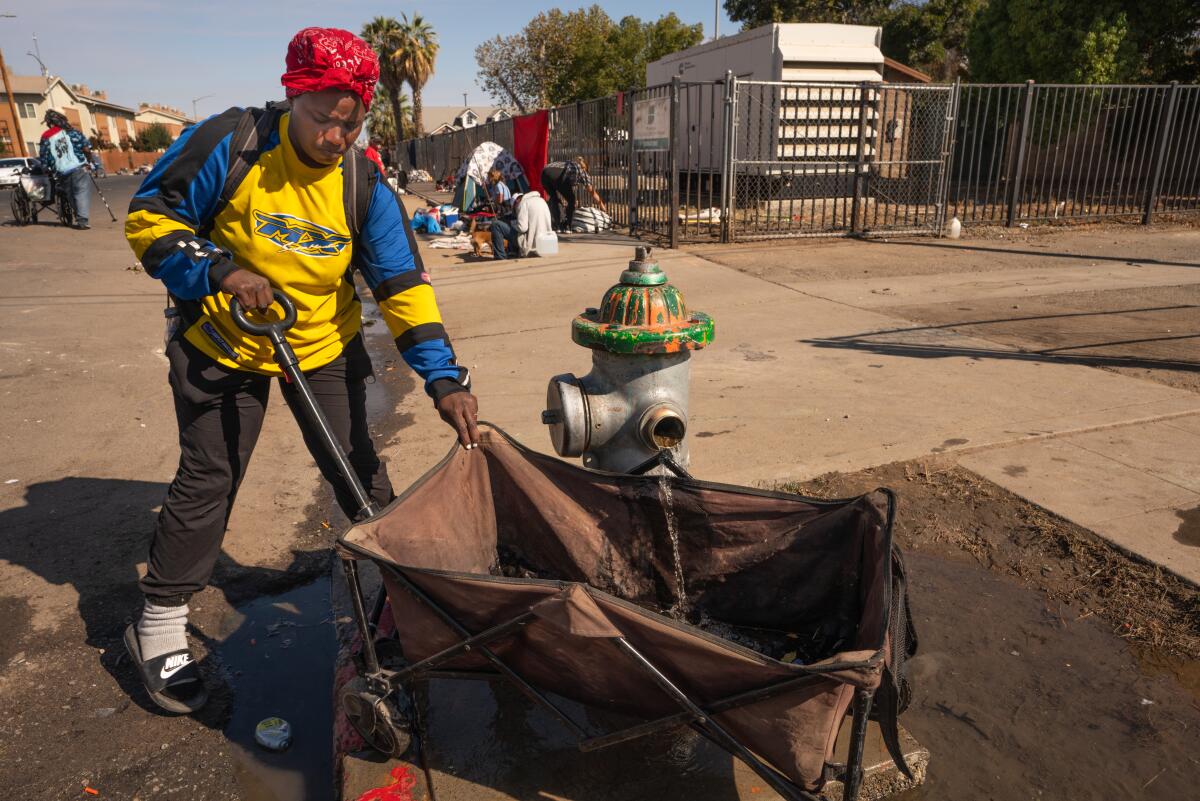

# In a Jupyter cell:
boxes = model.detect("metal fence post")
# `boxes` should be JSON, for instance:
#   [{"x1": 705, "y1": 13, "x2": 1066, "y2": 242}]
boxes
[
  {"x1": 850, "y1": 82, "x2": 871, "y2": 234},
  {"x1": 628, "y1": 92, "x2": 638, "y2": 234},
  {"x1": 936, "y1": 78, "x2": 963, "y2": 235},
  {"x1": 1006, "y1": 79, "x2": 1036, "y2": 227},
  {"x1": 669, "y1": 77, "x2": 681, "y2": 248},
  {"x1": 720, "y1": 71, "x2": 736, "y2": 243},
  {"x1": 1143, "y1": 81, "x2": 1180, "y2": 225}
]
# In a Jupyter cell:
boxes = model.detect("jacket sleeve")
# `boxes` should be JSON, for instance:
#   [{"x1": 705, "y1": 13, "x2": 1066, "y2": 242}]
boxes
[
  {"x1": 355, "y1": 178, "x2": 471, "y2": 402},
  {"x1": 124, "y1": 109, "x2": 244, "y2": 300}
]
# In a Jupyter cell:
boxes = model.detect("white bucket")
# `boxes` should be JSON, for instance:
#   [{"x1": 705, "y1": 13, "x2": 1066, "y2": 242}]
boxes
[{"x1": 535, "y1": 231, "x2": 559, "y2": 256}]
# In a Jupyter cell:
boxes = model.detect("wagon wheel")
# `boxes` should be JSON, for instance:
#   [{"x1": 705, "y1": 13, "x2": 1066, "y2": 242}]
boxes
[
  {"x1": 339, "y1": 676, "x2": 412, "y2": 757},
  {"x1": 10, "y1": 187, "x2": 31, "y2": 225}
]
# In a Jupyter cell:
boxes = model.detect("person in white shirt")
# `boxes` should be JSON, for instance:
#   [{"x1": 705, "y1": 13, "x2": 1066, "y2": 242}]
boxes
[{"x1": 491, "y1": 192, "x2": 554, "y2": 260}]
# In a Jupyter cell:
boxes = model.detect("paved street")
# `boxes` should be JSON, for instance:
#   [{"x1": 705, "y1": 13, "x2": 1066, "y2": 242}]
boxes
[{"x1": 1, "y1": 177, "x2": 1197, "y2": 799}]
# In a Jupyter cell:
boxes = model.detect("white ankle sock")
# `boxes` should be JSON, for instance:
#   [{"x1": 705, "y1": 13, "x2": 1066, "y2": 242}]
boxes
[{"x1": 136, "y1": 601, "x2": 189, "y2": 661}]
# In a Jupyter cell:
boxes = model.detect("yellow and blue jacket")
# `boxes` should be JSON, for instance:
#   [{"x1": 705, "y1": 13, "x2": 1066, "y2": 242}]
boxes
[{"x1": 125, "y1": 107, "x2": 468, "y2": 401}]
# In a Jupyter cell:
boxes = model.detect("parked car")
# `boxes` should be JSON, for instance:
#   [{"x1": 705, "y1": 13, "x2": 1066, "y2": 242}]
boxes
[
  {"x1": 134, "y1": 164, "x2": 152, "y2": 175},
  {"x1": 0, "y1": 157, "x2": 42, "y2": 188}
]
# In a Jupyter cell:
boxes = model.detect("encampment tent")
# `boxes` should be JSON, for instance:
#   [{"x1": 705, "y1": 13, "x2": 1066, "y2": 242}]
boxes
[{"x1": 452, "y1": 141, "x2": 529, "y2": 213}]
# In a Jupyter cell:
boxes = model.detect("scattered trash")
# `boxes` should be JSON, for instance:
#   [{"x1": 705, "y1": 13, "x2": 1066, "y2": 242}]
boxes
[
  {"x1": 1140, "y1": 698, "x2": 1155, "y2": 706},
  {"x1": 1018, "y1": 222, "x2": 1030, "y2": 229},
  {"x1": 83, "y1": 788, "x2": 99, "y2": 796},
  {"x1": 1010, "y1": 650, "x2": 1021, "y2": 656},
  {"x1": 254, "y1": 717, "x2": 292, "y2": 751},
  {"x1": 93, "y1": 707, "x2": 117, "y2": 718},
  {"x1": 678, "y1": 207, "x2": 721, "y2": 223},
  {"x1": 4, "y1": 479, "x2": 18, "y2": 484},
  {"x1": 947, "y1": 216, "x2": 962, "y2": 239},
  {"x1": 321, "y1": 520, "x2": 331, "y2": 529}
]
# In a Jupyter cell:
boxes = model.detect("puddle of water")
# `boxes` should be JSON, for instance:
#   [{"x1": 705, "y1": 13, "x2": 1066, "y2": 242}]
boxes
[{"x1": 219, "y1": 577, "x2": 336, "y2": 801}]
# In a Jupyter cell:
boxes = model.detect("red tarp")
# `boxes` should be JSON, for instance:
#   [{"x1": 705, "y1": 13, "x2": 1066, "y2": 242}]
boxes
[{"x1": 512, "y1": 110, "x2": 549, "y2": 198}]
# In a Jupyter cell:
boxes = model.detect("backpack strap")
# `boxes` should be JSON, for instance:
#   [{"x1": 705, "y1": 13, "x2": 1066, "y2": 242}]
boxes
[
  {"x1": 342, "y1": 147, "x2": 376, "y2": 246},
  {"x1": 220, "y1": 103, "x2": 286, "y2": 207}
]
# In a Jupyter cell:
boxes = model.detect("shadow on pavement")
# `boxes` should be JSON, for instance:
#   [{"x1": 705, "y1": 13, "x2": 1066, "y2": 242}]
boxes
[
  {"x1": 0, "y1": 476, "x2": 328, "y2": 728},
  {"x1": 860, "y1": 237, "x2": 1200, "y2": 269},
  {"x1": 804, "y1": 305, "x2": 1200, "y2": 372}
]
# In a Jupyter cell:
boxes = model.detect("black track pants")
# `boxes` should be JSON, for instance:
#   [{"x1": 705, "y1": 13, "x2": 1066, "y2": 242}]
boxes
[{"x1": 140, "y1": 333, "x2": 394, "y2": 603}]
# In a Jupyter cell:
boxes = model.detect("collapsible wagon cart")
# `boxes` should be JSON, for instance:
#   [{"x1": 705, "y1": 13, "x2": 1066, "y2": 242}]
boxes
[
  {"x1": 9, "y1": 161, "x2": 76, "y2": 227},
  {"x1": 232, "y1": 292, "x2": 918, "y2": 801}
]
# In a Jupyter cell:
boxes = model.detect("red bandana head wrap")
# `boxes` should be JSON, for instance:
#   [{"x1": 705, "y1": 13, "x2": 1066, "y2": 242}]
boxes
[{"x1": 281, "y1": 27, "x2": 379, "y2": 110}]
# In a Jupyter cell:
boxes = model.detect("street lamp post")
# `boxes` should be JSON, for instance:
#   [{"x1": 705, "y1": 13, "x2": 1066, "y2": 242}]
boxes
[{"x1": 191, "y1": 94, "x2": 214, "y2": 123}]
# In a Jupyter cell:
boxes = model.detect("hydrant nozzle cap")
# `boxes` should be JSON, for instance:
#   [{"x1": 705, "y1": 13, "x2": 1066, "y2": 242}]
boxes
[{"x1": 620, "y1": 246, "x2": 667, "y2": 286}]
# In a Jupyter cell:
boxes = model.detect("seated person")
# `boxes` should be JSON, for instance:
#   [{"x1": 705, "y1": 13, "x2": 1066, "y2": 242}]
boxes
[
  {"x1": 487, "y1": 167, "x2": 512, "y2": 215},
  {"x1": 491, "y1": 192, "x2": 554, "y2": 260}
]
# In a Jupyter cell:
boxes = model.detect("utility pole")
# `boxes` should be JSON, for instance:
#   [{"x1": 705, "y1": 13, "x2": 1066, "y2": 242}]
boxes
[
  {"x1": 462, "y1": 92, "x2": 467, "y2": 108},
  {"x1": 714, "y1": 1, "x2": 719, "y2": 39},
  {"x1": 0, "y1": 12, "x2": 25, "y2": 156},
  {"x1": 0, "y1": 48, "x2": 27, "y2": 156}
]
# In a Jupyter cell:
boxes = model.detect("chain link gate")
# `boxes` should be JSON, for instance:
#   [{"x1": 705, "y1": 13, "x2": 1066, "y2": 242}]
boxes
[{"x1": 725, "y1": 80, "x2": 957, "y2": 240}]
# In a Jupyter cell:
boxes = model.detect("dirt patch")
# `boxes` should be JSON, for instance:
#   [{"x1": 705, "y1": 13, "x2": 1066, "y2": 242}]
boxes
[
  {"x1": 791, "y1": 458, "x2": 1199, "y2": 663},
  {"x1": 785, "y1": 458, "x2": 1200, "y2": 799}
]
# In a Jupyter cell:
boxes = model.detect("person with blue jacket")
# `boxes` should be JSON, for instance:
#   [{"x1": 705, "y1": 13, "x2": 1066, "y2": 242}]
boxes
[
  {"x1": 39, "y1": 109, "x2": 93, "y2": 229},
  {"x1": 121, "y1": 27, "x2": 479, "y2": 714}
]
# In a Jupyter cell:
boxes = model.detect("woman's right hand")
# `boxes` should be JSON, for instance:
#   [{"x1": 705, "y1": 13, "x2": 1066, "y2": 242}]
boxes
[{"x1": 220, "y1": 268, "x2": 274, "y2": 311}]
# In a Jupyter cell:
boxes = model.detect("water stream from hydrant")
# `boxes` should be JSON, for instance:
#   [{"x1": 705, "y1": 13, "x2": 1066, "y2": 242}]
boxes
[{"x1": 657, "y1": 475, "x2": 689, "y2": 618}]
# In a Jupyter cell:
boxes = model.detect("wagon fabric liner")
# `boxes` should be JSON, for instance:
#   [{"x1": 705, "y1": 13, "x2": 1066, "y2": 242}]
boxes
[{"x1": 338, "y1": 427, "x2": 914, "y2": 795}]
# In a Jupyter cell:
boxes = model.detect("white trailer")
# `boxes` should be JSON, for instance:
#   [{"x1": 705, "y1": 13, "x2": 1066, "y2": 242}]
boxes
[
  {"x1": 646, "y1": 23, "x2": 884, "y2": 86},
  {"x1": 645, "y1": 24, "x2": 885, "y2": 175}
]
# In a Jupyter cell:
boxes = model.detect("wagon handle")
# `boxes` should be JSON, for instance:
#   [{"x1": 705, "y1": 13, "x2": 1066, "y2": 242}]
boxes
[
  {"x1": 229, "y1": 287, "x2": 379, "y2": 521},
  {"x1": 229, "y1": 289, "x2": 297, "y2": 337}
]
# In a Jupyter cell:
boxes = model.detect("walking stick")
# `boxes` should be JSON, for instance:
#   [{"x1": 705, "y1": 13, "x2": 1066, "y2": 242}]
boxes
[{"x1": 88, "y1": 170, "x2": 118, "y2": 222}]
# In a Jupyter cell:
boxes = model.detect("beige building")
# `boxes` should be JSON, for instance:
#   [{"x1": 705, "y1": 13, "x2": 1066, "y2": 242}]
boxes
[
  {"x1": 134, "y1": 103, "x2": 191, "y2": 139},
  {"x1": 422, "y1": 105, "x2": 511, "y2": 136},
  {"x1": 1, "y1": 72, "x2": 191, "y2": 158}
]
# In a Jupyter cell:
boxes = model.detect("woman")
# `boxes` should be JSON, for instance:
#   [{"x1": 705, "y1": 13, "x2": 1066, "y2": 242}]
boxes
[
  {"x1": 487, "y1": 167, "x2": 512, "y2": 214},
  {"x1": 540, "y1": 155, "x2": 606, "y2": 232}
]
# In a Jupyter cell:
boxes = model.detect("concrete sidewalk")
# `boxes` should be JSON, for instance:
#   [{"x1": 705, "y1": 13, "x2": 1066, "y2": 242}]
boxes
[{"x1": 391, "y1": 218, "x2": 1200, "y2": 585}]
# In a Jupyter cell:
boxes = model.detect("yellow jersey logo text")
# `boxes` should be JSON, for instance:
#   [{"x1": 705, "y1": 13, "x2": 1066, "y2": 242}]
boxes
[{"x1": 253, "y1": 210, "x2": 351, "y2": 257}]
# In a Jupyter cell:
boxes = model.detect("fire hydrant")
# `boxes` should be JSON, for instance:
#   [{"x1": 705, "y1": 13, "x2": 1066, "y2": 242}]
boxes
[{"x1": 542, "y1": 246, "x2": 714, "y2": 473}]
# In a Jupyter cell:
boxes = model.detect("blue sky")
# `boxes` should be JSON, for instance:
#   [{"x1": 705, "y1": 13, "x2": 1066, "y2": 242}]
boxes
[{"x1": 0, "y1": 1, "x2": 734, "y2": 117}]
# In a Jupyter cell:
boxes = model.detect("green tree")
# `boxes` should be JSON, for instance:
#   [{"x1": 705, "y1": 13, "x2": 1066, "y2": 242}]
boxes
[
  {"x1": 604, "y1": 14, "x2": 705, "y2": 93},
  {"x1": 133, "y1": 123, "x2": 173, "y2": 152},
  {"x1": 878, "y1": 1, "x2": 983, "y2": 80},
  {"x1": 367, "y1": 82, "x2": 412, "y2": 150},
  {"x1": 474, "y1": 7, "x2": 703, "y2": 109},
  {"x1": 723, "y1": 0, "x2": 891, "y2": 27},
  {"x1": 967, "y1": 0, "x2": 1199, "y2": 83}
]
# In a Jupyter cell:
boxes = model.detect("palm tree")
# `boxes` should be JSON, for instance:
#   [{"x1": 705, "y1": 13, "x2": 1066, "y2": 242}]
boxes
[
  {"x1": 362, "y1": 16, "x2": 408, "y2": 161},
  {"x1": 366, "y1": 83, "x2": 413, "y2": 150},
  {"x1": 395, "y1": 13, "x2": 438, "y2": 136}
]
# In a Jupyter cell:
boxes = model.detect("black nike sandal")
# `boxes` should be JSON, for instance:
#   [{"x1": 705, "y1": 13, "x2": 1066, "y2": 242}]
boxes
[{"x1": 124, "y1": 624, "x2": 208, "y2": 714}]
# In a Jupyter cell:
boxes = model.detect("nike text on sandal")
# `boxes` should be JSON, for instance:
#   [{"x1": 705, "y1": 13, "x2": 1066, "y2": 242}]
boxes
[{"x1": 124, "y1": 624, "x2": 208, "y2": 714}]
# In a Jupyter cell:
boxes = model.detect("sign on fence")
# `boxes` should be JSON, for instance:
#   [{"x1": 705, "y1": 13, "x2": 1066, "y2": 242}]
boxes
[{"x1": 633, "y1": 97, "x2": 670, "y2": 152}]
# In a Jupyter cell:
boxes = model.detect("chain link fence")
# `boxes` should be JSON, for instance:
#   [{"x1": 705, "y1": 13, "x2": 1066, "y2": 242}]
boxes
[{"x1": 399, "y1": 78, "x2": 1200, "y2": 245}]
